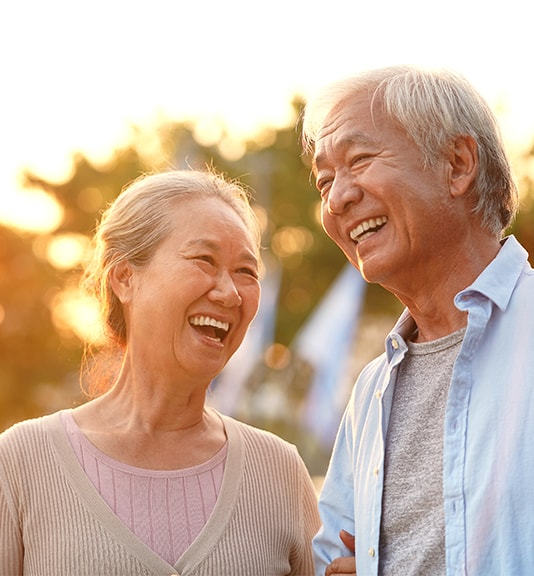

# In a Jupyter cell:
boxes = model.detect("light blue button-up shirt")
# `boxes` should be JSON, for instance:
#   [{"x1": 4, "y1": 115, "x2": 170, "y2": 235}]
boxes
[{"x1": 313, "y1": 236, "x2": 534, "y2": 576}]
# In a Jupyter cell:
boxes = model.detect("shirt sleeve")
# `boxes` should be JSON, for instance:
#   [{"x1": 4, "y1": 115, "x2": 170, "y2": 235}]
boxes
[{"x1": 312, "y1": 408, "x2": 356, "y2": 576}]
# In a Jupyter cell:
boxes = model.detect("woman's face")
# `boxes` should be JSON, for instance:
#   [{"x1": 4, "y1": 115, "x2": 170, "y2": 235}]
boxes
[{"x1": 120, "y1": 196, "x2": 261, "y2": 384}]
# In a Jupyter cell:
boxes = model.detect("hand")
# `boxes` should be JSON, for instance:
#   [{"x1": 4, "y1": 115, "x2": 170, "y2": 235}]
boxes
[{"x1": 324, "y1": 530, "x2": 356, "y2": 576}]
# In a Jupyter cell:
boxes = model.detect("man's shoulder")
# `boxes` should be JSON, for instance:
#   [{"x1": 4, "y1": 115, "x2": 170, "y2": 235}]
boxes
[{"x1": 358, "y1": 352, "x2": 390, "y2": 386}]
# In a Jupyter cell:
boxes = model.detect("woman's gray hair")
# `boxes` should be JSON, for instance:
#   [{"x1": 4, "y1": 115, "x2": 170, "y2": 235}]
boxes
[
  {"x1": 302, "y1": 65, "x2": 518, "y2": 235},
  {"x1": 82, "y1": 169, "x2": 261, "y2": 347}
]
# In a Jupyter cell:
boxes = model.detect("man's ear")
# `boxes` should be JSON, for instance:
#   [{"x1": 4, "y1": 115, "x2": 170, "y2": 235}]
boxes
[
  {"x1": 448, "y1": 134, "x2": 478, "y2": 199},
  {"x1": 109, "y1": 260, "x2": 134, "y2": 303}
]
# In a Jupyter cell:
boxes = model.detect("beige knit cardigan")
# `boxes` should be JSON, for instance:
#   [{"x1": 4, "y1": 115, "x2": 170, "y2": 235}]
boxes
[{"x1": 0, "y1": 410, "x2": 320, "y2": 576}]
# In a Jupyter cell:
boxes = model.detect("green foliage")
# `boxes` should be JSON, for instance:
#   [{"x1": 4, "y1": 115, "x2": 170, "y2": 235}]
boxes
[
  {"x1": 0, "y1": 105, "x2": 347, "y2": 432},
  {"x1": 1, "y1": 103, "x2": 533, "y2": 441},
  {"x1": 0, "y1": 227, "x2": 82, "y2": 428},
  {"x1": 510, "y1": 170, "x2": 534, "y2": 261}
]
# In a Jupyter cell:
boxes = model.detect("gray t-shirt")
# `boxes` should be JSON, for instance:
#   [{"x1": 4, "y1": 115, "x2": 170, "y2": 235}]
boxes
[{"x1": 379, "y1": 328, "x2": 465, "y2": 575}]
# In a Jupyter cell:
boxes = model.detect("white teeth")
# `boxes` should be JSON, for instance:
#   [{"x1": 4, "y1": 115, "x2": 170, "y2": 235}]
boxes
[
  {"x1": 189, "y1": 316, "x2": 229, "y2": 332},
  {"x1": 350, "y1": 216, "x2": 388, "y2": 242}
]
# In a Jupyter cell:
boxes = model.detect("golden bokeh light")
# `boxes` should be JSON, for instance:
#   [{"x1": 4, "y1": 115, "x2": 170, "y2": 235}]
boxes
[
  {"x1": 271, "y1": 226, "x2": 314, "y2": 259},
  {"x1": 1, "y1": 188, "x2": 64, "y2": 234},
  {"x1": 218, "y1": 136, "x2": 247, "y2": 161},
  {"x1": 50, "y1": 288, "x2": 104, "y2": 344},
  {"x1": 45, "y1": 234, "x2": 90, "y2": 270},
  {"x1": 193, "y1": 118, "x2": 225, "y2": 147},
  {"x1": 264, "y1": 343, "x2": 292, "y2": 371}
]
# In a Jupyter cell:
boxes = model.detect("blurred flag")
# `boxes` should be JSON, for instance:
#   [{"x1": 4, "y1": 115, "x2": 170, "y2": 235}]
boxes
[
  {"x1": 208, "y1": 258, "x2": 281, "y2": 416},
  {"x1": 294, "y1": 263, "x2": 366, "y2": 449}
]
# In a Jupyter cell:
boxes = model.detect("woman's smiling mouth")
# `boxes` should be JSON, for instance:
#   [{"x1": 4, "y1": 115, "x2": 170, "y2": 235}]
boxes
[{"x1": 189, "y1": 315, "x2": 230, "y2": 342}]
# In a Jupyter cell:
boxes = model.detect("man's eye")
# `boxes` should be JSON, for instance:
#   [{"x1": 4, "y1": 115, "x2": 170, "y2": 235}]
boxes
[
  {"x1": 351, "y1": 154, "x2": 371, "y2": 166},
  {"x1": 238, "y1": 266, "x2": 259, "y2": 279}
]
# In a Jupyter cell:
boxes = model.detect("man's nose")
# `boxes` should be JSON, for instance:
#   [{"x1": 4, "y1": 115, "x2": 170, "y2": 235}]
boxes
[{"x1": 326, "y1": 176, "x2": 362, "y2": 215}]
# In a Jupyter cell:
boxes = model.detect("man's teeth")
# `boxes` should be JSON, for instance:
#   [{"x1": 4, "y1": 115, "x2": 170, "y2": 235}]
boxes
[
  {"x1": 189, "y1": 316, "x2": 229, "y2": 332},
  {"x1": 350, "y1": 216, "x2": 388, "y2": 242}
]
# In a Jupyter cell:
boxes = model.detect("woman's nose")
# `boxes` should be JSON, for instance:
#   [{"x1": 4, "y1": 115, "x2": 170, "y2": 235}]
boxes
[{"x1": 209, "y1": 271, "x2": 242, "y2": 307}]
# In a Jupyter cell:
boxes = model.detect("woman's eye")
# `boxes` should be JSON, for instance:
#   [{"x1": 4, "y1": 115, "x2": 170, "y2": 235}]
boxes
[{"x1": 194, "y1": 254, "x2": 215, "y2": 265}]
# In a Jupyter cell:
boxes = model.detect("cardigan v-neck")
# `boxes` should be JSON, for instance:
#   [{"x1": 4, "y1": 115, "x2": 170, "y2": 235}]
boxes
[{"x1": 1, "y1": 409, "x2": 320, "y2": 575}]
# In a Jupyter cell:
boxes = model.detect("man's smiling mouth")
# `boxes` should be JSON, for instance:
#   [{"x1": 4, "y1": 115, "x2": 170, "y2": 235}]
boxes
[{"x1": 350, "y1": 216, "x2": 388, "y2": 243}]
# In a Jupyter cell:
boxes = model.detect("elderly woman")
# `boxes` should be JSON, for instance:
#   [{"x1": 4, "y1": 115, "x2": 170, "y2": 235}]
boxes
[{"x1": 0, "y1": 170, "x2": 320, "y2": 575}]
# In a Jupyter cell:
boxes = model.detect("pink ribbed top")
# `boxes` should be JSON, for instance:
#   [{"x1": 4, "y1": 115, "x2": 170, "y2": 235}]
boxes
[{"x1": 61, "y1": 410, "x2": 226, "y2": 565}]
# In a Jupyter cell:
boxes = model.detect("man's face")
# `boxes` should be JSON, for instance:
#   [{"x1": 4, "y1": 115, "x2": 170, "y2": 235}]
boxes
[{"x1": 313, "y1": 92, "x2": 459, "y2": 293}]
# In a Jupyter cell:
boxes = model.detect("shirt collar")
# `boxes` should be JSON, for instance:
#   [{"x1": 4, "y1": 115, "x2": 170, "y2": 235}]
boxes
[
  {"x1": 455, "y1": 235, "x2": 529, "y2": 312},
  {"x1": 385, "y1": 235, "x2": 529, "y2": 359}
]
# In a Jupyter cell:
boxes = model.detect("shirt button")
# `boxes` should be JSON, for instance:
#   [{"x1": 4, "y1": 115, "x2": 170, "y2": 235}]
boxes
[
  {"x1": 368, "y1": 547, "x2": 375, "y2": 557},
  {"x1": 375, "y1": 390, "x2": 382, "y2": 400},
  {"x1": 373, "y1": 467, "x2": 379, "y2": 477},
  {"x1": 391, "y1": 338, "x2": 399, "y2": 349}
]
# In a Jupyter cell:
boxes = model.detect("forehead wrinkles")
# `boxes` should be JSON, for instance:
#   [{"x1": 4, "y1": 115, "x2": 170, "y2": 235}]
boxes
[
  {"x1": 312, "y1": 94, "x2": 380, "y2": 172},
  {"x1": 313, "y1": 129, "x2": 377, "y2": 175}
]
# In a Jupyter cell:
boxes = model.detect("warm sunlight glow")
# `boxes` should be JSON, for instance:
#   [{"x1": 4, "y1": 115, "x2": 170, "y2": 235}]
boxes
[
  {"x1": 252, "y1": 204, "x2": 269, "y2": 236},
  {"x1": 51, "y1": 289, "x2": 104, "y2": 344},
  {"x1": 218, "y1": 136, "x2": 247, "y2": 161},
  {"x1": 271, "y1": 226, "x2": 314, "y2": 259},
  {"x1": 2, "y1": 0, "x2": 533, "y2": 240},
  {"x1": 264, "y1": 343, "x2": 292, "y2": 371},
  {"x1": 0, "y1": 188, "x2": 64, "y2": 234},
  {"x1": 193, "y1": 118, "x2": 225, "y2": 147},
  {"x1": 45, "y1": 234, "x2": 90, "y2": 270}
]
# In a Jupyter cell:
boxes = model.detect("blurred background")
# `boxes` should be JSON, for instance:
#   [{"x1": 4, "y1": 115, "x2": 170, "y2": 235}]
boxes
[{"x1": 1, "y1": 0, "x2": 534, "y2": 477}]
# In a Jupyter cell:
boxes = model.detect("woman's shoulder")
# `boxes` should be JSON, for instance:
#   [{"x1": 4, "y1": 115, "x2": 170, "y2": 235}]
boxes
[
  {"x1": 221, "y1": 413, "x2": 300, "y2": 459},
  {"x1": 0, "y1": 411, "x2": 63, "y2": 452}
]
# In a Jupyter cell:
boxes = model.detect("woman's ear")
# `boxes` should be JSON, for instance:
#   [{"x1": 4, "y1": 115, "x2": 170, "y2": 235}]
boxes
[
  {"x1": 109, "y1": 260, "x2": 134, "y2": 303},
  {"x1": 448, "y1": 134, "x2": 478, "y2": 199}
]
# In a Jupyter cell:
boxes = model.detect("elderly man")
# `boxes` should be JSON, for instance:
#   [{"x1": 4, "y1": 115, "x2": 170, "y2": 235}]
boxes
[{"x1": 302, "y1": 66, "x2": 534, "y2": 575}]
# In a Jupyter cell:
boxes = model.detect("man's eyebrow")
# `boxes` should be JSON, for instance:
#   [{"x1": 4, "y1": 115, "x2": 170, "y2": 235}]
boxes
[{"x1": 313, "y1": 132, "x2": 376, "y2": 173}]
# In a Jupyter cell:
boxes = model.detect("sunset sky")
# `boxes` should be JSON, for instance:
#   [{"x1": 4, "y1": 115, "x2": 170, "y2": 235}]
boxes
[{"x1": 2, "y1": 0, "x2": 533, "y2": 232}]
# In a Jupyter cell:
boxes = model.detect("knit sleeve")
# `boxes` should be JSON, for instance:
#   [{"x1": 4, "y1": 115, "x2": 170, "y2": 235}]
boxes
[
  {"x1": 0, "y1": 428, "x2": 24, "y2": 576},
  {"x1": 289, "y1": 446, "x2": 321, "y2": 576}
]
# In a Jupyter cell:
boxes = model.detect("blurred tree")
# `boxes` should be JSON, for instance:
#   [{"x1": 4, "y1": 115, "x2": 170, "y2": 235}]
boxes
[
  {"x1": 1, "y1": 103, "x2": 533, "y2": 449},
  {"x1": 0, "y1": 104, "x2": 348, "y2": 433},
  {"x1": 0, "y1": 226, "x2": 82, "y2": 429},
  {"x1": 511, "y1": 147, "x2": 534, "y2": 261}
]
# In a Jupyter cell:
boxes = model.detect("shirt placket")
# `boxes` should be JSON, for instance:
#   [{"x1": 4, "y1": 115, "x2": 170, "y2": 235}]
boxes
[{"x1": 443, "y1": 294, "x2": 491, "y2": 575}]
